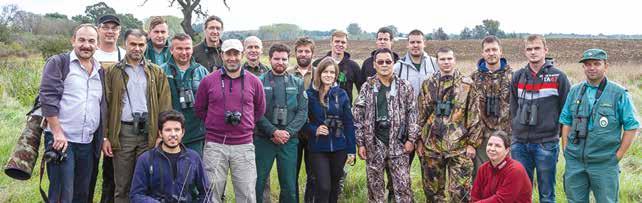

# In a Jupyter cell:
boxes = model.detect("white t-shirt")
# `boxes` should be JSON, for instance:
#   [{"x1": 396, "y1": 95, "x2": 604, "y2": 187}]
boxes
[{"x1": 94, "y1": 47, "x2": 126, "y2": 63}]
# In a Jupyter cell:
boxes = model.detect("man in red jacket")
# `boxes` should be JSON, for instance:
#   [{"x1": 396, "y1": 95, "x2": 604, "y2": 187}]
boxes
[{"x1": 471, "y1": 131, "x2": 532, "y2": 203}]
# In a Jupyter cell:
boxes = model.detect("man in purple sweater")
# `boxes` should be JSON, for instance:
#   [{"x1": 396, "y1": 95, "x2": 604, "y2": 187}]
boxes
[{"x1": 194, "y1": 39, "x2": 266, "y2": 203}]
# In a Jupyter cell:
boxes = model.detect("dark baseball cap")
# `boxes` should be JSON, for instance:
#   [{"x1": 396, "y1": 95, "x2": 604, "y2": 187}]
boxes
[
  {"x1": 579, "y1": 48, "x2": 608, "y2": 63},
  {"x1": 97, "y1": 14, "x2": 120, "y2": 26}
]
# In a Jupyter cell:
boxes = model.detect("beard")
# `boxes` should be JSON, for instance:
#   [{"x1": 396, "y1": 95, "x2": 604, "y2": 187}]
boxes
[
  {"x1": 297, "y1": 57, "x2": 311, "y2": 67},
  {"x1": 272, "y1": 66, "x2": 286, "y2": 74},
  {"x1": 225, "y1": 64, "x2": 240, "y2": 72}
]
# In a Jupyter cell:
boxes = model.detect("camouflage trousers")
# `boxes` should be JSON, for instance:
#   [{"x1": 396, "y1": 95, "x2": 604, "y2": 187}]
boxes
[
  {"x1": 365, "y1": 140, "x2": 413, "y2": 203},
  {"x1": 420, "y1": 151, "x2": 473, "y2": 203}
]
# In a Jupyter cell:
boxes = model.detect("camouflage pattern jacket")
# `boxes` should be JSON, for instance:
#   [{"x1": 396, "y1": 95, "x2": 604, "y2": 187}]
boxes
[
  {"x1": 470, "y1": 58, "x2": 513, "y2": 135},
  {"x1": 353, "y1": 75, "x2": 420, "y2": 156},
  {"x1": 418, "y1": 70, "x2": 482, "y2": 154}
]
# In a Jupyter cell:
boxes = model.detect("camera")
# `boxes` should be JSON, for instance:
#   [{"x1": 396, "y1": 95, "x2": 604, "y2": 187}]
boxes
[
  {"x1": 485, "y1": 95, "x2": 501, "y2": 118},
  {"x1": 225, "y1": 111, "x2": 242, "y2": 126},
  {"x1": 132, "y1": 112, "x2": 149, "y2": 135},
  {"x1": 178, "y1": 87, "x2": 194, "y2": 109},
  {"x1": 44, "y1": 138, "x2": 67, "y2": 164},
  {"x1": 435, "y1": 100, "x2": 453, "y2": 117},
  {"x1": 571, "y1": 115, "x2": 589, "y2": 144},
  {"x1": 375, "y1": 117, "x2": 391, "y2": 130},
  {"x1": 272, "y1": 106, "x2": 288, "y2": 126},
  {"x1": 518, "y1": 102, "x2": 538, "y2": 126}
]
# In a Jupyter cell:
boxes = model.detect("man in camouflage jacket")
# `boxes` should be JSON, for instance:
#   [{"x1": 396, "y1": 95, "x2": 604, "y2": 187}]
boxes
[
  {"x1": 353, "y1": 48, "x2": 419, "y2": 203},
  {"x1": 469, "y1": 36, "x2": 513, "y2": 178},
  {"x1": 417, "y1": 47, "x2": 481, "y2": 202}
]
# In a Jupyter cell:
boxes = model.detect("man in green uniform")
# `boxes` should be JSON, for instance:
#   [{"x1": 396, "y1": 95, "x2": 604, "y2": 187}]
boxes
[
  {"x1": 160, "y1": 33, "x2": 209, "y2": 155},
  {"x1": 243, "y1": 36, "x2": 271, "y2": 76},
  {"x1": 560, "y1": 48, "x2": 639, "y2": 203},
  {"x1": 255, "y1": 43, "x2": 308, "y2": 203},
  {"x1": 144, "y1": 16, "x2": 170, "y2": 65},
  {"x1": 417, "y1": 47, "x2": 481, "y2": 202}
]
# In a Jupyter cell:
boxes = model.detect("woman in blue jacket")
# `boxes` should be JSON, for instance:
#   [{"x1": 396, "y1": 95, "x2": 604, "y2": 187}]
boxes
[{"x1": 306, "y1": 57, "x2": 356, "y2": 203}]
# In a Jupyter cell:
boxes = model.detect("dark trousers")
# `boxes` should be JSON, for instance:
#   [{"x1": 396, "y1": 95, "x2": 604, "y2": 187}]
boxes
[
  {"x1": 45, "y1": 132, "x2": 95, "y2": 203},
  {"x1": 296, "y1": 136, "x2": 314, "y2": 202},
  {"x1": 88, "y1": 155, "x2": 115, "y2": 203},
  {"x1": 310, "y1": 150, "x2": 347, "y2": 203}
]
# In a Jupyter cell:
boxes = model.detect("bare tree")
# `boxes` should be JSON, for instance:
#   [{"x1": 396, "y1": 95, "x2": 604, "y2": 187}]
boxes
[{"x1": 142, "y1": 0, "x2": 229, "y2": 38}]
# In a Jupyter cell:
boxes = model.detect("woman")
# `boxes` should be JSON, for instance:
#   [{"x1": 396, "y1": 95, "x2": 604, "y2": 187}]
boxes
[
  {"x1": 471, "y1": 131, "x2": 532, "y2": 203},
  {"x1": 305, "y1": 57, "x2": 356, "y2": 203}
]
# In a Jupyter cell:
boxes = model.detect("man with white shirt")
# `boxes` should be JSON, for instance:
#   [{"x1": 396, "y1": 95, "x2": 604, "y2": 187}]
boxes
[{"x1": 94, "y1": 15, "x2": 126, "y2": 71}]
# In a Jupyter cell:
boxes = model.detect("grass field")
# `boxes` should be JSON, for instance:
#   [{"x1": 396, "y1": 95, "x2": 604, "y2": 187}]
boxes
[{"x1": 0, "y1": 39, "x2": 641, "y2": 202}]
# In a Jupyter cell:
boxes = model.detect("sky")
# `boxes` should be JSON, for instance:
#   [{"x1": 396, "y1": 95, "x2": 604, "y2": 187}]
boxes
[{"x1": 6, "y1": 0, "x2": 642, "y2": 35}]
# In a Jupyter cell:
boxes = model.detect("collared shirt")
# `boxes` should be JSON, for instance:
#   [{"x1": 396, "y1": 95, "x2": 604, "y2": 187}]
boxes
[
  {"x1": 56, "y1": 50, "x2": 102, "y2": 144},
  {"x1": 243, "y1": 62, "x2": 270, "y2": 77},
  {"x1": 287, "y1": 65, "x2": 314, "y2": 90},
  {"x1": 121, "y1": 62, "x2": 148, "y2": 122}
]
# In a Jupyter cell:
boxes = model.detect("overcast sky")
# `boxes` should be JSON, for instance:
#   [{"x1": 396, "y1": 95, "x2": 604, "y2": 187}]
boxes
[{"x1": 7, "y1": 0, "x2": 642, "y2": 35}]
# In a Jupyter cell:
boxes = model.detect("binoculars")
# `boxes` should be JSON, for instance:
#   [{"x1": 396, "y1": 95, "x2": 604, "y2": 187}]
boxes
[
  {"x1": 178, "y1": 87, "x2": 194, "y2": 109},
  {"x1": 435, "y1": 100, "x2": 453, "y2": 117},
  {"x1": 132, "y1": 112, "x2": 149, "y2": 135},
  {"x1": 224, "y1": 111, "x2": 242, "y2": 126},
  {"x1": 485, "y1": 95, "x2": 501, "y2": 118},
  {"x1": 571, "y1": 115, "x2": 589, "y2": 144},
  {"x1": 518, "y1": 102, "x2": 538, "y2": 126},
  {"x1": 272, "y1": 107, "x2": 288, "y2": 126}
]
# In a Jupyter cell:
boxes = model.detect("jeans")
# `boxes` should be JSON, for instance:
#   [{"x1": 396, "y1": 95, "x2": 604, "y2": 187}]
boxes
[
  {"x1": 511, "y1": 141, "x2": 559, "y2": 203},
  {"x1": 45, "y1": 132, "x2": 95, "y2": 203}
]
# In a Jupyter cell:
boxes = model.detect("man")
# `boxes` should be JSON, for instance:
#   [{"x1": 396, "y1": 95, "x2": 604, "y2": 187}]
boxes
[
  {"x1": 160, "y1": 33, "x2": 209, "y2": 155},
  {"x1": 144, "y1": 16, "x2": 170, "y2": 65},
  {"x1": 393, "y1": 29, "x2": 439, "y2": 98},
  {"x1": 39, "y1": 24, "x2": 105, "y2": 203},
  {"x1": 94, "y1": 14, "x2": 126, "y2": 70},
  {"x1": 469, "y1": 35, "x2": 513, "y2": 178},
  {"x1": 560, "y1": 49, "x2": 639, "y2": 203},
  {"x1": 255, "y1": 43, "x2": 308, "y2": 203},
  {"x1": 312, "y1": 30, "x2": 360, "y2": 103},
  {"x1": 130, "y1": 110, "x2": 209, "y2": 202},
  {"x1": 353, "y1": 48, "x2": 418, "y2": 203},
  {"x1": 194, "y1": 15, "x2": 224, "y2": 72},
  {"x1": 510, "y1": 34, "x2": 570, "y2": 203},
  {"x1": 91, "y1": 14, "x2": 125, "y2": 203},
  {"x1": 103, "y1": 29, "x2": 172, "y2": 203},
  {"x1": 242, "y1": 36, "x2": 270, "y2": 76},
  {"x1": 357, "y1": 27, "x2": 400, "y2": 91},
  {"x1": 416, "y1": 47, "x2": 480, "y2": 202},
  {"x1": 286, "y1": 37, "x2": 316, "y2": 202},
  {"x1": 194, "y1": 39, "x2": 266, "y2": 203}
]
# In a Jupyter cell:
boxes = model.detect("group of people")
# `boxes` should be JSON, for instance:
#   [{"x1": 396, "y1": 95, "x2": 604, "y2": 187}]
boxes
[{"x1": 37, "y1": 12, "x2": 639, "y2": 203}]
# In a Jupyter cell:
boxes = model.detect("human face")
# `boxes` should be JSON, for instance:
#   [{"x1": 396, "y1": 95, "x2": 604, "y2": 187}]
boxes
[
  {"x1": 407, "y1": 34, "x2": 425, "y2": 57},
  {"x1": 437, "y1": 51, "x2": 456, "y2": 75},
  {"x1": 159, "y1": 120, "x2": 184, "y2": 149},
  {"x1": 524, "y1": 39, "x2": 548, "y2": 64},
  {"x1": 482, "y1": 41, "x2": 502, "y2": 66},
  {"x1": 71, "y1": 27, "x2": 98, "y2": 60},
  {"x1": 205, "y1": 20, "x2": 223, "y2": 45},
  {"x1": 270, "y1": 51, "x2": 289, "y2": 74},
  {"x1": 331, "y1": 36, "x2": 347, "y2": 55},
  {"x1": 98, "y1": 22, "x2": 120, "y2": 45},
  {"x1": 582, "y1": 59, "x2": 608, "y2": 85},
  {"x1": 125, "y1": 35, "x2": 147, "y2": 62},
  {"x1": 320, "y1": 65, "x2": 337, "y2": 87},
  {"x1": 486, "y1": 136, "x2": 509, "y2": 164},
  {"x1": 374, "y1": 52, "x2": 394, "y2": 77},
  {"x1": 376, "y1": 32, "x2": 392, "y2": 49},
  {"x1": 243, "y1": 40, "x2": 262, "y2": 62},
  {"x1": 222, "y1": 49, "x2": 242, "y2": 72},
  {"x1": 149, "y1": 23, "x2": 169, "y2": 48},
  {"x1": 295, "y1": 44, "x2": 313, "y2": 67},
  {"x1": 170, "y1": 39, "x2": 193, "y2": 66}
]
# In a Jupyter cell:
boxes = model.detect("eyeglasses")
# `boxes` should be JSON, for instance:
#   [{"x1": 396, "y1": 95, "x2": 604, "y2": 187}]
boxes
[{"x1": 376, "y1": 60, "x2": 393, "y2": 65}]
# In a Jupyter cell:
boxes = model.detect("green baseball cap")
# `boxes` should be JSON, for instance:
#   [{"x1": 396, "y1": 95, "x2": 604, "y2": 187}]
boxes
[{"x1": 579, "y1": 48, "x2": 608, "y2": 63}]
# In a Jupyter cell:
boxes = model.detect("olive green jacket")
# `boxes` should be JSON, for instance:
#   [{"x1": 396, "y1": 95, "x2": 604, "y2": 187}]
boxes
[{"x1": 105, "y1": 59, "x2": 172, "y2": 150}]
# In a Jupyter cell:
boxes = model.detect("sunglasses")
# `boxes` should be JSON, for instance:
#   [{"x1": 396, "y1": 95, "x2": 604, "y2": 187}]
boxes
[{"x1": 376, "y1": 60, "x2": 393, "y2": 65}]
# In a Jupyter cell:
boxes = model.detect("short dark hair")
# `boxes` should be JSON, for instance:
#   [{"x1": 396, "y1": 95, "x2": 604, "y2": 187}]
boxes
[
  {"x1": 294, "y1": 37, "x2": 315, "y2": 53},
  {"x1": 481, "y1": 35, "x2": 501, "y2": 49},
  {"x1": 373, "y1": 48, "x2": 393, "y2": 60},
  {"x1": 72, "y1": 23, "x2": 98, "y2": 39},
  {"x1": 408, "y1": 29, "x2": 424, "y2": 38},
  {"x1": 124, "y1": 29, "x2": 147, "y2": 42},
  {"x1": 148, "y1": 16, "x2": 167, "y2": 31},
  {"x1": 204, "y1": 15, "x2": 224, "y2": 29},
  {"x1": 489, "y1": 130, "x2": 511, "y2": 149},
  {"x1": 172, "y1": 33, "x2": 192, "y2": 41},
  {"x1": 158, "y1": 110, "x2": 185, "y2": 130},
  {"x1": 377, "y1": 27, "x2": 394, "y2": 41},
  {"x1": 268, "y1": 43, "x2": 290, "y2": 58},
  {"x1": 436, "y1": 47, "x2": 454, "y2": 58}
]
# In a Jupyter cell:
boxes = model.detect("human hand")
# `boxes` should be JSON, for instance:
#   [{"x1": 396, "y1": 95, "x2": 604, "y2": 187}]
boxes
[
  {"x1": 102, "y1": 139, "x2": 113, "y2": 157},
  {"x1": 403, "y1": 141, "x2": 414, "y2": 154},
  {"x1": 346, "y1": 154, "x2": 356, "y2": 166},
  {"x1": 52, "y1": 131, "x2": 68, "y2": 152},
  {"x1": 466, "y1": 145, "x2": 476, "y2": 159},
  {"x1": 316, "y1": 125, "x2": 329, "y2": 136},
  {"x1": 358, "y1": 147, "x2": 367, "y2": 160}
]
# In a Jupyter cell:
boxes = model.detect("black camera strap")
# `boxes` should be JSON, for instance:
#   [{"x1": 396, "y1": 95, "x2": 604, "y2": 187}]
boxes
[
  {"x1": 220, "y1": 69, "x2": 246, "y2": 114},
  {"x1": 267, "y1": 71, "x2": 289, "y2": 109},
  {"x1": 121, "y1": 68, "x2": 137, "y2": 120}
]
